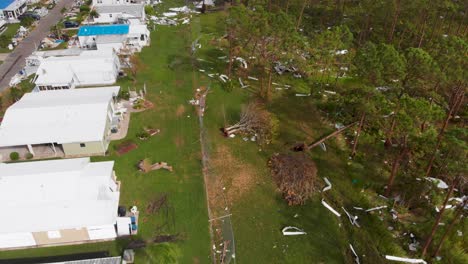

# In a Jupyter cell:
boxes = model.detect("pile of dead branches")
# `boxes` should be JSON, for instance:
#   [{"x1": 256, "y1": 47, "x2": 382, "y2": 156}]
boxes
[
  {"x1": 269, "y1": 153, "x2": 318, "y2": 205},
  {"x1": 222, "y1": 101, "x2": 278, "y2": 144}
]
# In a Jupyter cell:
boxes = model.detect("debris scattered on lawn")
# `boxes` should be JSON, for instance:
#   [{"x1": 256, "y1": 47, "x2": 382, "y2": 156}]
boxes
[
  {"x1": 247, "y1": 76, "x2": 258, "y2": 81},
  {"x1": 342, "y1": 207, "x2": 360, "y2": 227},
  {"x1": 322, "y1": 177, "x2": 332, "y2": 192},
  {"x1": 353, "y1": 207, "x2": 364, "y2": 211},
  {"x1": 163, "y1": 12, "x2": 178, "y2": 17},
  {"x1": 335, "y1": 49, "x2": 348, "y2": 55},
  {"x1": 295, "y1": 93, "x2": 311, "y2": 97},
  {"x1": 324, "y1": 90, "x2": 337, "y2": 95},
  {"x1": 219, "y1": 74, "x2": 229, "y2": 83},
  {"x1": 150, "y1": 16, "x2": 177, "y2": 26},
  {"x1": 238, "y1": 77, "x2": 249, "y2": 89},
  {"x1": 322, "y1": 199, "x2": 341, "y2": 217},
  {"x1": 116, "y1": 141, "x2": 138, "y2": 156},
  {"x1": 384, "y1": 255, "x2": 427, "y2": 264},
  {"x1": 365, "y1": 205, "x2": 387, "y2": 212},
  {"x1": 169, "y1": 6, "x2": 196, "y2": 13},
  {"x1": 425, "y1": 177, "x2": 449, "y2": 189},
  {"x1": 349, "y1": 244, "x2": 360, "y2": 264},
  {"x1": 319, "y1": 142, "x2": 327, "y2": 151},
  {"x1": 235, "y1": 57, "x2": 248, "y2": 69},
  {"x1": 282, "y1": 226, "x2": 307, "y2": 236},
  {"x1": 138, "y1": 159, "x2": 174, "y2": 172}
]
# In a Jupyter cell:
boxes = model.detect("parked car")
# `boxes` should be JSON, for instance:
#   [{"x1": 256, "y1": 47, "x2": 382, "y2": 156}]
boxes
[
  {"x1": 63, "y1": 21, "x2": 79, "y2": 28},
  {"x1": 18, "y1": 12, "x2": 41, "y2": 21}
]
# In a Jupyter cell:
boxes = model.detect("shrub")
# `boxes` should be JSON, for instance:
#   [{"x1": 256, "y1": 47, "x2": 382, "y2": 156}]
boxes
[
  {"x1": 79, "y1": 5, "x2": 90, "y2": 13},
  {"x1": 20, "y1": 16, "x2": 34, "y2": 27},
  {"x1": 118, "y1": 90, "x2": 130, "y2": 100},
  {"x1": 9, "y1": 152, "x2": 19, "y2": 160},
  {"x1": 25, "y1": 153, "x2": 33, "y2": 159},
  {"x1": 0, "y1": 35, "x2": 9, "y2": 48}
]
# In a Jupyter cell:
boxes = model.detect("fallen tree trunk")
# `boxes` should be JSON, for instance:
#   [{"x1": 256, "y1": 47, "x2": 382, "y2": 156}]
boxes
[{"x1": 293, "y1": 122, "x2": 358, "y2": 151}]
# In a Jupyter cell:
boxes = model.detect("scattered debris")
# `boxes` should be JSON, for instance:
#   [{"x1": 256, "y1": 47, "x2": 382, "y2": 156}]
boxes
[
  {"x1": 247, "y1": 76, "x2": 258, "y2": 81},
  {"x1": 295, "y1": 93, "x2": 311, "y2": 97},
  {"x1": 426, "y1": 177, "x2": 449, "y2": 189},
  {"x1": 322, "y1": 177, "x2": 332, "y2": 192},
  {"x1": 138, "y1": 159, "x2": 174, "y2": 172},
  {"x1": 322, "y1": 199, "x2": 341, "y2": 217},
  {"x1": 219, "y1": 74, "x2": 229, "y2": 83},
  {"x1": 365, "y1": 205, "x2": 387, "y2": 212},
  {"x1": 349, "y1": 244, "x2": 360, "y2": 264},
  {"x1": 235, "y1": 57, "x2": 248, "y2": 69},
  {"x1": 342, "y1": 207, "x2": 360, "y2": 227},
  {"x1": 282, "y1": 226, "x2": 307, "y2": 236},
  {"x1": 238, "y1": 78, "x2": 249, "y2": 89},
  {"x1": 319, "y1": 142, "x2": 327, "y2": 151},
  {"x1": 385, "y1": 255, "x2": 427, "y2": 264},
  {"x1": 163, "y1": 12, "x2": 178, "y2": 17}
]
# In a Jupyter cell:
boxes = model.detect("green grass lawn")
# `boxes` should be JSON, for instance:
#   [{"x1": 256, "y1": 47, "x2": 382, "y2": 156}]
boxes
[{"x1": 0, "y1": 24, "x2": 21, "y2": 53}]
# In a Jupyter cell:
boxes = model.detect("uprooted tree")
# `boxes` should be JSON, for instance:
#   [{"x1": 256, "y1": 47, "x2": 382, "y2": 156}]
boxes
[
  {"x1": 268, "y1": 153, "x2": 318, "y2": 205},
  {"x1": 222, "y1": 101, "x2": 278, "y2": 144}
]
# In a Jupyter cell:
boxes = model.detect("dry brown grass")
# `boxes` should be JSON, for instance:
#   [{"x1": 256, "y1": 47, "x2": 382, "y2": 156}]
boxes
[
  {"x1": 207, "y1": 145, "x2": 257, "y2": 214},
  {"x1": 176, "y1": 104, "x2": 186, "y2": 117}
]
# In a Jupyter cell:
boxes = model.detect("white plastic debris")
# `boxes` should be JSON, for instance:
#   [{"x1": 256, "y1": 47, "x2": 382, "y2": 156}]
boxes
[
  {"x1": 235, "y1": 57, "x2": 248, "y2": 69},
  {"x1": 349, "y1": 244, "x2": 360, "y2": 264},
  {"x1": 385, "y1": 255, "x2": 427, "y2": 264},
  {"x1": 335, "y1": 49, "x2": 348, "y2": 55},
  {"x1": 282, "y1": 226, "x2": 307, "y2": 236},
  {"x1": 324, "y1": 90, "x2": 337, "y2": 95},
  {"x1": 163, "y1": 12, "x2": 178, "y2": 17},
  {"x1": 426, "y1": 177, "x2": 449, "y2": 189},
  {"x1": 219, "y1": 74, "x2": 229, "y2": 83},
  {"x1": 229, "y1": 134, "x2": 235, "y2": 138},
  {"x1": 322, "y1": 177, "x2": 332, "y2": 192},
  {"x1": 365, "y1": 205, "x2": 387, "y2": 212},
  {"x1": 319, "y1": 142, "x2": 327, "y2": 151},
  {"x1": 169, "y1": 6, "x2": 193, "y2": 13},
  {"x1": 295, "y1": 93, "x2": 311, "y2": 97},
  {"x1": 322, "y1": 199, "x2": 341, "y2": 217},
  {"x1": 238, "y1": 78, "x2": 248, "y2": 89},
  {"x1": 342, "y1": 207, "x2": 360, "y2": 227},
  {"x1": 247, "y1": 76, "x2": 258, "y2": 81}
]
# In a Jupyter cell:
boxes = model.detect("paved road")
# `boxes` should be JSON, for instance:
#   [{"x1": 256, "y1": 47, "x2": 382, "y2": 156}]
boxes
[{"x1": 0, "y1": 0, "x2": 76, "y2": 91}]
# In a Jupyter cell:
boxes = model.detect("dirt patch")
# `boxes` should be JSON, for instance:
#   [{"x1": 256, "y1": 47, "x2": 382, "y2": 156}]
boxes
[
  {"x1": 174, "y1": 135, "x2": 185, "y2": 148},
  {"x1": 175, "y1": 105, "x2": 186, "y2": 117},
  {"x1": 175, "y1": 79, "x2": 184, "y2": 87},
  {"x1": 116, "y1": 141, "x2": 138, "y2": 156},
  {"x1": 208, "y1": 145, "x2": 257, "y2": 212}
]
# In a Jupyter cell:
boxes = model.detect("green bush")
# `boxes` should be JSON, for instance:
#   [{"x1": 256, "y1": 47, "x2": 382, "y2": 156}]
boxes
[
  {"x1": 9, "y1": 152, "x2": 19, "y2": 160},
  {"x1": 0, "y1": 35, "x2": 9, "y2": 48},
  {"x1": 20, "y1": 17, "x2": 34, "y2": 27},
  {"x1": 79, "y1": 5, "x2": 90, "y2": 12},
  {"x1": 118, "y1": 90, "x2": 130, "y2": 100},
  {"x1": 25, "y1": 153, "x2": 33, "y2": 159}
]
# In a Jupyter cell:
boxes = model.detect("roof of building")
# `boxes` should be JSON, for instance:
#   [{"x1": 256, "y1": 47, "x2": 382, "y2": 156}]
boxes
[
  {"x1": 0, "y1": 86, "x2": 120, "y2": 147},
  {"x1": 95, "y1": 4, "x2": 145, "y2": 18},
  {"x1": 34, "y1": 49, "x2": 119, "y2": 86},
  {"x1": 78, "y1": 24, "x2": 129, "y2": 36},
  {"x1": 0, "y1": 0, "x2": 19, "y2": 10},
  {"x1": 0, "y1": 158, "x2": 119, "y2": 234},
  {"x1": 128, "y1": 24, "x2": 149, "y2": 35},
  {"x1": 96, "y1": 34, "x2": 127, "y2": 44}
]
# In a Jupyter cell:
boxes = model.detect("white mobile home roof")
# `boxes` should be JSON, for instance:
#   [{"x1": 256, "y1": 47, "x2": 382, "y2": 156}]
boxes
[
  {"x1": 0, "y1": 158, "x2": 119, "y2": 234},
  {"x1": 35, "y1": 50, "x2": 119, "y2": 86},
  {"x1": 0, "y1": 86, "x2": 120, "y2": 147},
  {"x1": 95, "y1": 4, "x2": 145, "y2": 18}
]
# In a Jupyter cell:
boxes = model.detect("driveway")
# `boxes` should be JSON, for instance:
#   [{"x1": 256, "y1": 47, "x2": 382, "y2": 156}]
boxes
[{"x1": 0, "y1": 0, "x2": 76, "y2": 91}]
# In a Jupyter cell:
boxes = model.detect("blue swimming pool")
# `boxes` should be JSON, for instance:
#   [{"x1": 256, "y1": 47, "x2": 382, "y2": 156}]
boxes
[{"x1": 78, "y1": 24, "x2": 130, "y2": 36}]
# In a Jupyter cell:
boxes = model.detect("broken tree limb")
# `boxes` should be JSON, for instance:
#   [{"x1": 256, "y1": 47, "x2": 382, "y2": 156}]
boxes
[{"x1": 293, "y1": 122, "x2": 358, "y2": 151}]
